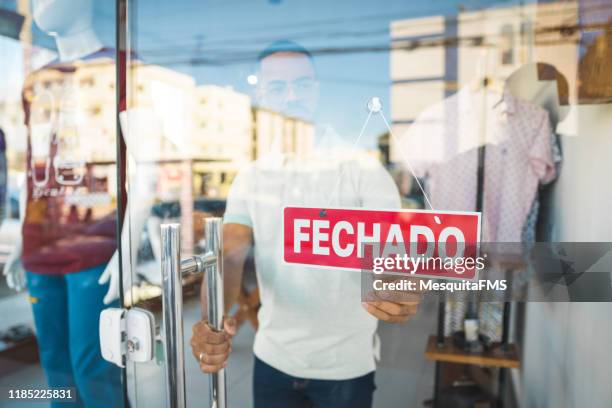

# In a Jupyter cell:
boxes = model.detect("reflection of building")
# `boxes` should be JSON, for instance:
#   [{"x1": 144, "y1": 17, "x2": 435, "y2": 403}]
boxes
[
  {"x1": 0, "y1": 100, "x2": 26, "y2": 171},
  {"x1": 389, "y1": 1, "x2": 579, "y2": 163},
  {"x1": 192, "y1": 85, "x2": 252, "y2": 198},
  {"x1": 3, "y1": 51, "x2": 315, "y2": 201},
  {"x1": 191, "y1": 88, "x2": 315, "y2": 198},
  {"x1": 17, "y1": 57, "x2": 118, "y2": 163},
  {"x1": 193, "y1": 85, "x2": 252, "y2": 161},
  {"x1": 253, "y1": 108, "x2": 315, "y2": 158},
  {"x1": 130, "y1": 63, "x2": 197, "y2": 160}
]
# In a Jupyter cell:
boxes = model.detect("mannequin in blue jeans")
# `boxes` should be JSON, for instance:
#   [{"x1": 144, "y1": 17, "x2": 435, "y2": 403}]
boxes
[{"x1": 26, "y1": 265, "x2": 123, "y2": 408}]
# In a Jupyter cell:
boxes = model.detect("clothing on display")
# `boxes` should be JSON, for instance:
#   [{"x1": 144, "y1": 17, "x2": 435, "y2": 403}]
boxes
[
  {"x1": 399, "y1": 86, "x2": 557, "y2": 243},
  {"x1": 18, "y1": 49, "x2": 125, "y2": 407},
  {"x1": 401, "y1": 86, "x2": 561, "y2": 339},
  {"x1": 21, "y1": 49, "x2": 118, "y2": 274},
  {"x1": 25, "y1": 266, "x2": 123, "y2": 408},
  {"x1": 522, "y1": 130, "x2": 562, "y2": 244}
]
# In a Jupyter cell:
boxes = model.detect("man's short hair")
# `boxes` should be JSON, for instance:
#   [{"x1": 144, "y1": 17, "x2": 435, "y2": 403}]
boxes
[{"x1": 257, "y1": 40, "x2": 313, "y2": 63}]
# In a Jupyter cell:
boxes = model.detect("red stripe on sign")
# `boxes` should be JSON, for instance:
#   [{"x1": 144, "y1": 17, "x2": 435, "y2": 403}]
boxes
[{"x1": 283, "y1": 207, "x2": 481, "y2": 280}]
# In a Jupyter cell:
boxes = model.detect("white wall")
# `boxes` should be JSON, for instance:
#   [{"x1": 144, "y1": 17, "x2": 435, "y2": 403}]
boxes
[{"x1": 521, "y1": 103, "x2": 612, "y2": 408}]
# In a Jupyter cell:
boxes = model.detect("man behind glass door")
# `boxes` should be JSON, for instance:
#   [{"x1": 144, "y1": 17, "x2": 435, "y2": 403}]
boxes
[{"x1": 191, "y1": 41, "x2": 422, "y2": 408}]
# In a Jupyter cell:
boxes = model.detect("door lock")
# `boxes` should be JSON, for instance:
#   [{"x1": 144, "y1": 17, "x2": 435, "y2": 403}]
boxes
[{"x1": 99, "y1": 307, "x2": 155, "y2": 367}]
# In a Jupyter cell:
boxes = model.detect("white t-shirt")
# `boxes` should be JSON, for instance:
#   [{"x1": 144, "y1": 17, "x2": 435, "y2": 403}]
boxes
[{"x1": 224, "y1": 130, "x2": 400, "y2": 380}]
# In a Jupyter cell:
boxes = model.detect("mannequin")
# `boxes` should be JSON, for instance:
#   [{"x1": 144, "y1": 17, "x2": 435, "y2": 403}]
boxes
[
  {"x1": 3, "y1": 0, "x2": 158, "y2": 305},
  {"x1": 32, "y1": 0, "x2": 103, "y2": 62},
  {"x1": 506, "y1": 62, "x2": 570, "y2": 131}
]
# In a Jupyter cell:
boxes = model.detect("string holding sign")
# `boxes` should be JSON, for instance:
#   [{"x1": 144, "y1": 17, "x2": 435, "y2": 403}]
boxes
[{"x1": 323, "y1": 97, "x2": 440, "y2": 225}]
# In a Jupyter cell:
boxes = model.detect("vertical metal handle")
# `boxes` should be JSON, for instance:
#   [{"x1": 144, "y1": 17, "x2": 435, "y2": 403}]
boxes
[
  {"x1": 161, "y1": 224, "x2": 186, "y2": 408},
  {"x1": 161, "y1": 219, "x2": 226, "y2": 408},
  {"x1": 204, "y1": 217, "x2": 227, "y2": 408}
]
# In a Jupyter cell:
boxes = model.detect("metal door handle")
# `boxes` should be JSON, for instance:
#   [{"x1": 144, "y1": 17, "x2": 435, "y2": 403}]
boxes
[
  {"x1": 203, "y1": 218, "x2": 227, "y2": 408},
  {"x1": 161, "y1": 218, "x2": 227, "y2": 408}
]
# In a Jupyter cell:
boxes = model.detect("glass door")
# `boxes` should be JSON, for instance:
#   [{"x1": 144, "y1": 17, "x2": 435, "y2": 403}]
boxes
[
  {"x1": 2, "y1": 1, "x2": 608, "y2": 407},
  {"x1": 120, "y1": 1, "x2": 448, "y2": 407},
  {"x1": 120, "y1": 1, "x2": 596, "y2": 408}
]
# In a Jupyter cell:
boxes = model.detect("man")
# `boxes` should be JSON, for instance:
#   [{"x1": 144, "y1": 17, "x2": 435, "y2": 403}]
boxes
[{"x1": 191, "y1": 41, "x2": 421, "y2": 407}]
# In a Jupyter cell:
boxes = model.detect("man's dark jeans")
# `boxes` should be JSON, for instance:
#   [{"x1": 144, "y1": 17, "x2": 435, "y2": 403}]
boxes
[{"x1": 253, "y1": 356, "x2": 376, "y2": 408}]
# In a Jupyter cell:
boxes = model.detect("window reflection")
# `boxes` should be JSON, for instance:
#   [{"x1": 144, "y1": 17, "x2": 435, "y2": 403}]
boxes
[{"x1": 0, "y1": 0, "x2": 610, "y2": 407}]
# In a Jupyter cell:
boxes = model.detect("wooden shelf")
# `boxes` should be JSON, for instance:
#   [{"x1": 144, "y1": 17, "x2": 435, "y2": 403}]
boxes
[{"x1": 425, "y1": 335, "x2": 520, "y2": 369}]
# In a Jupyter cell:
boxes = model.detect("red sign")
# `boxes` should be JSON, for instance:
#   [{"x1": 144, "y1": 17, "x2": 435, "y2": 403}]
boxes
[{"x1": 283, "y1": 207, "x2": 481, "y2": 279}]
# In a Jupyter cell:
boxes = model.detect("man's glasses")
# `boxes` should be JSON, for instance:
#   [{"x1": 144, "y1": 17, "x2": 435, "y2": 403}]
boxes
[{"x1": 262, "y1": 77, "x2": 318, "y2": 100}]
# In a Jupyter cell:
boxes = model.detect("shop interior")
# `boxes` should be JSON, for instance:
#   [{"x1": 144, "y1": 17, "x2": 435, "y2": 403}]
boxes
[{"x1": 1, "y1": 0, "x2": 612, "y2": 407}]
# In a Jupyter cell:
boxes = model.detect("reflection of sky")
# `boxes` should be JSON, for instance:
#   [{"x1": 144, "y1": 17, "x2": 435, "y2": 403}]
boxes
[
  {"x1": 24, "y1": 0, "x2": 521, "y2": 147},
  {"x1": 0, "y1": 36, "x2": 24, "y2": 101},
  {"x1": 0, "y1": 0, "x2": 16, "y2": 11},
  {"x1": 132, "y1": 0, "x2": 517, "y2": 148}
]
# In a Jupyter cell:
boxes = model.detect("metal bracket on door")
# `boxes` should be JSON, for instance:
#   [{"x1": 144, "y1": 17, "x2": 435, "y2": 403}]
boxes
[{"x1": 161, "y1": 217, "x2": 227, "y2": 408}]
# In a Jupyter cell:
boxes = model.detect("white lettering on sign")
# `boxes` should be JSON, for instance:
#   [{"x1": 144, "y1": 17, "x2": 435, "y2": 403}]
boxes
[
  {"x1": 410, "y1": 225, "x2": 435, "y2": 259},
  {"x1": 331, "y1": 221, "x2": 354, "y2": 257},
  {"x1": 357, "y1": 222, "x2": 380, "y2": 257},
  {"x1": 438, "y1": 227, "x2": 465, "y2": 258},
  {"x1": 382, "y1": 224, "x2": 404, "y2": 258},
  {"x1": 294, "y1": 219, "x2": 310, "y2": 253},
  {"x1": 292, "y1": 220, "x2": 467, "y2": 259},
  {"x1": 312, "y1": 220, "x2": 330, "y2": 255}
]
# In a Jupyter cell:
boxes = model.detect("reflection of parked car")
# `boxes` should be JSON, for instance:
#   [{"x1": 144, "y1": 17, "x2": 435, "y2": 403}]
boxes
[
  {"x1": 148, "y1": 197, "x2": 226, "y2": 255},
  {"x1": 130, "y1": 198, "x2": 228, "y2": 305},
  {"x1": 142, "y1": 198, "x2": 226, "y2": 257},
  {"x1": 151, "y1": 198, "x2": 226, "y2": 219},
  {"x1": 147, "y1": 197, "x2": 258, "y2": 330}
]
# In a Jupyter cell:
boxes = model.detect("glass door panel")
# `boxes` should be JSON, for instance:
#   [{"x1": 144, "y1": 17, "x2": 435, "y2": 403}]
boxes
[{"x1": 119, "y1": 1, "x2": 598, "y2": 408}]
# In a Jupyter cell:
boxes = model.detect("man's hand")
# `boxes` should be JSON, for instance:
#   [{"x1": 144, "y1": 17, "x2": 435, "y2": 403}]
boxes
[
  {"x1": 191, "y1": 317, "x2": 237, "y2": 373},
  {"x1": 361, "y1": 300, "x2": 420, "y2": 323},
  {"x1": 362, "y1": 276, "x2": 425, "y2": 323}
]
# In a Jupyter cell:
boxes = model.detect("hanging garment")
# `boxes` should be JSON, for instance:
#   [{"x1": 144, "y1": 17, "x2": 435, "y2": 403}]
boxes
[
  {"x1": 399, "y1": 86, "x2": 558, "y2": 339},
  {"x1": 398, "y1": 86, "x2": 557, "y2": 243}
]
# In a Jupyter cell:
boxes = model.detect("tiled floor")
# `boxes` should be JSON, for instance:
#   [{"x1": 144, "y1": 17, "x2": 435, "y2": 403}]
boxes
[{"x1": 0, "y1": 295, "x2": 437, "y2": 407}]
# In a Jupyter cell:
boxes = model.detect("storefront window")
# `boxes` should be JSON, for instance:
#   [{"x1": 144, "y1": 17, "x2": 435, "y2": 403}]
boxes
[{"x1": 1, "y1": 1, "x2": 611, "y2": 407}]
